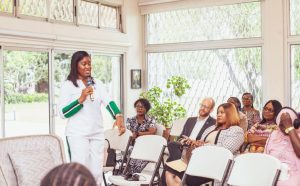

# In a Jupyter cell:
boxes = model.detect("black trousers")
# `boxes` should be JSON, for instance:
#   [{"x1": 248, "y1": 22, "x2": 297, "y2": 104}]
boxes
[
  {"x1": 161, "y1": 141, "x2": 212, "y2": 186},
  {"x1": 166, "y1": 141, "x2": 183, "y2": 162}
]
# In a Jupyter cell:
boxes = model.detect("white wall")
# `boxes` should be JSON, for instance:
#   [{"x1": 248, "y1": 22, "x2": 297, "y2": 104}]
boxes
[
  {"x1": 262, "y1": 0, "x2": 286, "y2": 105},
  {"x1": 122, "y1": 0, "x2": 144, "y2": 117}
]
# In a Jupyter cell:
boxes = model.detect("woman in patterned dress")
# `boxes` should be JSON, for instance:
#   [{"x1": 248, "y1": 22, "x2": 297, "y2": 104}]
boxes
[
  {"x1": 123, "y1": 98, "x2": 157, "y2": 181},
  {"x1": 241, "y1": 92, "x2": 261, "y2": 130}
]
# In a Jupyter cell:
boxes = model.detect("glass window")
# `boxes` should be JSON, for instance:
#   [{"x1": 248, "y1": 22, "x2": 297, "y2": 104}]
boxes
[
  {"x1": 147, "y1": 2, "x2": 261, "y2": 44},
  {"x1": 290, "y1": 0, "x2": 300, "y2": 35},
  {"x1": 4, "y1": 50, "x2": 49, "y2": 137},
  {"x1": 19, "y1": 0, "x2": 47, "y2": 18},
  {"x1": 291, "y1": 45, "x2": 300, "y2": 110},
  {"x1": 78, "y1": 0, "x2": 99, "y2": 27},
  {"x1": 100, "y1": 4, "x2": 118, "y2": 29},
  {"x1": 50, "y1": 0, "x2": 74, "y2": 22},
  {"x1": 92, "y1": 54, "x2": 121, "y2": 128},
  {"x1": 0, "y1": 0, "x2": 13, "y2": 13},
  {"x1": 148, "y1": 48, "x2": 262, "y2": 116}
]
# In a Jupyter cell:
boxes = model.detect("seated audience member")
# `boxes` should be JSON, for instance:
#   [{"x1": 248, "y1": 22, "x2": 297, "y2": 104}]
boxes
[
  {"x1": 246, "y1": 100, "x2": 282, "y2": 153},
  {"x1": 228, "y1": 96, "x2": 248, "y2": 132},
  {"x1": 167, "y1": 98, "x2": 216, "y2": 162},
  {"x1": 165, "y1": 103, "x2": 244, "y2": 186},
  {"x1": 123, "y1": 98, "x2": 157, "y2": 181},
  {"x1": 265, "y1": 107, "x2": 300, "y2": 186},
  {"x1": 40, "y1": 163, "x2": 96, "y2": 186},
  {"x1": 241, "y1": 92, "x2": 261, "y2": 129},
  {"x1": 161, "y1": 98, "x2": 216, "y2": 186}
]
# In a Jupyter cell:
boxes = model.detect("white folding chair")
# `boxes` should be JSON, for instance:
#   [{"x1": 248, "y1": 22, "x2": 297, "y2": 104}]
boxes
[
  {"x1": 181, "y1": 146, "x2": 233, "y2": 186},
  {"x1": 108, "y1": 135, "x2": 167, "y2": 186},
  {"x1": 170, "y1": 118, "x2": 187, "y2": 137},
  {"x1": 155, "y1": 124, "x2": 165, "y2": 136},
  {"x1": 103, "y1": 128, "x2": 132, "y2": 186},
  {"x1": 227, "y1": 153, "x2": 281, "y2": 186}
]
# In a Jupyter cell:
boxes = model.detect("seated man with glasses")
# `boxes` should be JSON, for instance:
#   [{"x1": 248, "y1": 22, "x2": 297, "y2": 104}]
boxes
[
  {"x1": 166, "y1": 97, "x2": 216, "y2": 162},
  {"x1": 246, "y1": 100, "x2": 282, "y2": 153},
  {"x1": 161, "y1": 98, "x2": 215, "y2": 186}
]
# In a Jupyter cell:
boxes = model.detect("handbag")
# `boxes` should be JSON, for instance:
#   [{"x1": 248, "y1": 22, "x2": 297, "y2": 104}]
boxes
[
  {"x1": 104, "y1": 139, "x2": 117, "y2": 167},
  {"x1": 181, "y1": 146, "x2": 195, "y2": 164}
]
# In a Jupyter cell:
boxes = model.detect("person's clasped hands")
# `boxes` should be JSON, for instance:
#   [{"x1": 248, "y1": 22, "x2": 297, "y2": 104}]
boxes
[{"x1": 179, "y1": 135, "x2": 205, "y2": 147}]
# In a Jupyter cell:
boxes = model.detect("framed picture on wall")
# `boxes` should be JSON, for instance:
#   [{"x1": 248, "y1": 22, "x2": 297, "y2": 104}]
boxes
[{"x1": 131, "y1": 69, "x2": 141, "y2": 89}]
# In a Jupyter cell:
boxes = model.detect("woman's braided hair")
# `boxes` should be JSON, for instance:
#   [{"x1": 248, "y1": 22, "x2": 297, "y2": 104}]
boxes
[{"x1": 40, "y1": 163, "x2": 97, "y2": 186}]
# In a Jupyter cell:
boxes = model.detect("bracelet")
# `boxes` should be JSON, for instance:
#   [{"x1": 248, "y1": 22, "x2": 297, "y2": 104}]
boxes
[
  {"x1": 115, "y1": 113, "x2": 123, "y2": 118},
  {"x1": 285, "y1": 126, "x2": 294, "y2": 134}
]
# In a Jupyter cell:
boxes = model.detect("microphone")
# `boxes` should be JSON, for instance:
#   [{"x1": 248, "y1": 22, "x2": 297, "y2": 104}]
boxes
[{"x1": 87, "y1": 77, "x2": 95, "y2": 101}]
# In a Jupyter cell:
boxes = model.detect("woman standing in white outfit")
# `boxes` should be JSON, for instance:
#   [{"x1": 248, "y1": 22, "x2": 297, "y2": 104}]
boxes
[{"x1": 59, "y1": 51, "x2": 125, "y2": 185}]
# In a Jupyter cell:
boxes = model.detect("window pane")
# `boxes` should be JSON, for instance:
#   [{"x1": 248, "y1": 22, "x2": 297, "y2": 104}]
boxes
[
  {"x1": 291, "y1": 45, "x2": 300, "y2": 110},
  {"x1": 78, "y1": 0, "x2": 98, "y2": 27},
  {"x1": 100, "y1": 4, "x2": 117, "y2": 29},
  {"x1": 19, "y1": 0, "x2": 47, "y2": 18},
  {"x1": 50, "y1": 0, "x2": 73, "y2": 22},
  {"x1": 91, "y1": 54, "x2": 121, "y2": 129},
  {"x1": 4, "y1": 50, "x2": 49, "y2": 137},
  {"x1": 147, "y1": 2, "x2": 261, "y2": 44},
  {"x1": 148, "y1": 48, "x2": 262, "y2": 116},
  {"x1": 290, "y1": 0, "x2": 300, "y2": 35},
  {"x1": 0, "y1": 0, "x2": 13, "y2": 13}
]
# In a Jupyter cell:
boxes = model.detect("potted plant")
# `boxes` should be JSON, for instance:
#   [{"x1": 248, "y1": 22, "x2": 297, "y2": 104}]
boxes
[{"x1": 140, "y1": 76, "x2": 191, "y2": 139}]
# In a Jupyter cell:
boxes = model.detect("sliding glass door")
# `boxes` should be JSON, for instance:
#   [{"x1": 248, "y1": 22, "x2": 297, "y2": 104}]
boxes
[{"x1": 3, "y1": 49, "x2": 49, "y2": 137}]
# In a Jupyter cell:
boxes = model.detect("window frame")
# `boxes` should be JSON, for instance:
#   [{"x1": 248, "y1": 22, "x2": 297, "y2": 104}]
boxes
[
  {"x1": 0, "y1": 0, "x2": 15, "y2": 17},
  {"x1": 287, "y1": 0, "x2": 300, "y2": 108},
  {"x1": 0, "y1": 0, "x2": 122, "y2": 31}
]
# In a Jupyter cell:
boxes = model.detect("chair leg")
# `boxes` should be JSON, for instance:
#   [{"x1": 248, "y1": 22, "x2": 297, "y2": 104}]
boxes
[
  {"x1": 119, "y1": 137, "x2": 132, "y2": 175},
  {"x1": 103, "y1": 172, "x2": 108, "y2": 186}
]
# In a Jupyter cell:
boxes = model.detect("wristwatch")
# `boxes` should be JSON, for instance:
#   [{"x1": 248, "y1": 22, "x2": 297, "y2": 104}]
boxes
[{"x1": 285, "y1": 126, "x2": 294, "y2": 134}]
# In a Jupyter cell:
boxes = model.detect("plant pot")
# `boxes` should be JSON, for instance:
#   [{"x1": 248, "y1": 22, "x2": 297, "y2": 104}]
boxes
[{"x1": 163, "y1": 128, "x2": 171, "y2": 140}]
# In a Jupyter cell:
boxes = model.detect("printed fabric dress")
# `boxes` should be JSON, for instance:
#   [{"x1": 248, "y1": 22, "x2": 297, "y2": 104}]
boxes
[{"x1": 125, "y1": 115, "x2": 156, "y2": 175}]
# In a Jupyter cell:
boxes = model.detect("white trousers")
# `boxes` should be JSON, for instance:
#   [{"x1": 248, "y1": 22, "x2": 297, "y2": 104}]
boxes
[{"x1": 67, "y1": 136, "x2": 104, "y2": 185}]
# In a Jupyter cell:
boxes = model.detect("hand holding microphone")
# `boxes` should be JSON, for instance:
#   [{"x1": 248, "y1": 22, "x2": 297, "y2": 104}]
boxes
[
  {"x1": 78, "y1": 77, "x2": 94, "y2": 104},
  {"x1": 87, "y1": 77, "x2": 95, "y2": 101}
]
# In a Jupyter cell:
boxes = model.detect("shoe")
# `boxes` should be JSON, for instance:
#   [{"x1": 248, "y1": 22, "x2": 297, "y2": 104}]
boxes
[
  {"x1": 127, "y1": 174, "x2": 139, "y2": 181},
  {"x1": 122, "y1": 173, "x2": 132, "y2": 180}
]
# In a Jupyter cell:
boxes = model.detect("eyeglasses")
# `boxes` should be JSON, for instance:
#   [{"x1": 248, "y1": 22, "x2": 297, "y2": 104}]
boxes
[
  {"x1": 200, "y1": 104, "x2": 211, "y2": 110},
  {"x1": 242, "y1": 97, "x2": 251, "y2": 101},
  {"x1": 263, "y1": 107, "x2": 274, "y2": 113},
  {"x1": 135, "y1": 105, "x2": 145, "y2": 109}
]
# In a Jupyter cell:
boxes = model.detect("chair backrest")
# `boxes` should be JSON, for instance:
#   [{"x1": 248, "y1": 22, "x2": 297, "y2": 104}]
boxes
[
  {"x1": 185, "y1": 146, "x2": 233, "y2": 181},
  {"x1": 130, "y1": 135, "x2": 167, "y2": 162},
  {"x1": 155, "y1": 124, "x2": 165, "y2": 136},
  {"x1": 104, "y1": 128, "x2": 132, "y2": 151},
  {"x1": 170, "y1": 118, "x2": 186, "y2": 137},
  {"x1": 227, "y1": 153, "x2": 282, "y2": 186},
  {"x1": 0, "y1": 135, "x2": 66, "y2": 186}
]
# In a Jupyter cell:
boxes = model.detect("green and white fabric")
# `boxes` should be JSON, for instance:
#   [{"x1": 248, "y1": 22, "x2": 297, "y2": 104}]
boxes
[
  {"x1": 106, "y1": 101, "x2": 121, "y2": 119},
  {"x1": 62, "y1": 100, "x2": 83, "y2": 118},
  {"x1": 59, "y1": 79, "x2": 120, "y2": 137}
]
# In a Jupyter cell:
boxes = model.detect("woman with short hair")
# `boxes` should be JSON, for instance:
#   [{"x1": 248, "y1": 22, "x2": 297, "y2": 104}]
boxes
[{"x1": 123, "y1": 98, "x2": 157, "y2": 181}]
